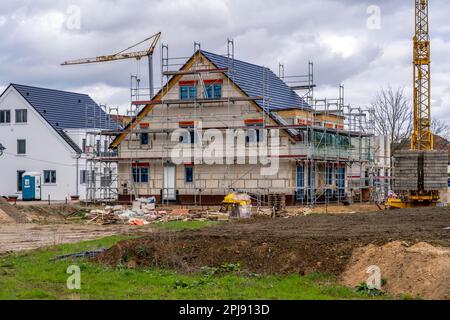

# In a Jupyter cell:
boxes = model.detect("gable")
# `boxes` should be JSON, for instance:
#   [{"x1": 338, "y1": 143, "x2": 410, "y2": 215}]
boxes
[
  {"x1": 111, "y1": 51, "x2": 304, "y2": 148},
  {"x1": 11, "y1": 84, "x2": 119, "y2": 131},
  {"x1": 0, "y1": 86, "x2": 82, "y2": 154}
]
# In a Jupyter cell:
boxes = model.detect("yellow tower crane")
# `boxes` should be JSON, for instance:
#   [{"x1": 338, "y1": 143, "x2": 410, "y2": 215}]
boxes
[
  {"x1": 411, "y1": 0, "x2": 433, "y2": 151},
  {"x1": 387, "y1": 0, "x2": 447, "y2": 209},
  {"x1": 61, "y1": 32, "x2": 161, "y2": 98}
]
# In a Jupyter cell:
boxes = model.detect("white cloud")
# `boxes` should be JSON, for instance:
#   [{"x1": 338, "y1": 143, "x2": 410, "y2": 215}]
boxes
[
  {"x1": 0, "y1": 0, "x2": 449, "y2": 123},
  {"x1": 319, "y1": 34, "x2": 361, "y2": 59}
]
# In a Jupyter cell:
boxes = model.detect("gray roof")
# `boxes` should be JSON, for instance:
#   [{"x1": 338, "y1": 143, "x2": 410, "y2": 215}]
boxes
[
  {"x1": 9, "y1": 84, "x2": 120, "y2": 153},
  {"x1": 201, "y1": 50, "x2": 310, "y2": 111}
]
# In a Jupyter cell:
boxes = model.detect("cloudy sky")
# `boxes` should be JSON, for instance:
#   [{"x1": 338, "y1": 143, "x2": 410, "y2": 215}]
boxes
[{"x1": 0, "y1": 0, "x2": 449, "y2": 123}]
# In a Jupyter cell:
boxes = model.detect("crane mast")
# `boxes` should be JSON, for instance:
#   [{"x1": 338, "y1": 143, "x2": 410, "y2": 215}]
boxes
[{"x1": 411, "y1": 0, "x2": 433, "y2": 151}]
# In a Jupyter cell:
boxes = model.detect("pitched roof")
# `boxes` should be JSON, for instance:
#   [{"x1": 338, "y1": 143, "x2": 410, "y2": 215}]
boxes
[
  {"x1": 8, "y1": 84, "x2": 120, "y2": 153},
  {"x1": 201, "y1": 50, "x2": 310, "y2": 111},
  {"x1": 111, "y1": 50, "x2": 308, "y2": 148}
]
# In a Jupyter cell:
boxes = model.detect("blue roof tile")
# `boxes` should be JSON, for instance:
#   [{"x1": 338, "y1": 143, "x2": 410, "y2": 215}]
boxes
[
  {"x1": 10, "y1": 84, "x2": 120, "y2": 153},
  {"x1": 201, "y1": 51, "x2": 310, "y2": 111}
]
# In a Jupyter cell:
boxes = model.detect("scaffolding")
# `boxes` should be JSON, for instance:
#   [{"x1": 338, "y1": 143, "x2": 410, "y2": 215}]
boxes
[
  {"x1": 83, "y1": 104, "x2": 121, "y2": 203},
  {"x1": 84, "y1": 39, "x2": 388, "y2": 208}
]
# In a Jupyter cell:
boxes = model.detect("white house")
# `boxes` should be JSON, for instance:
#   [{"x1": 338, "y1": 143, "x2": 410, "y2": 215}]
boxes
[{"x1": 0, "y1": 84, "x2": 119, "y2": 201}]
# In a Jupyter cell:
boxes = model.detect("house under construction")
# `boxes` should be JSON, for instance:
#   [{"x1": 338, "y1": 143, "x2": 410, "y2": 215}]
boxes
[{"x1": 86, "y1": 42, "x2": 384, "y2": 206}]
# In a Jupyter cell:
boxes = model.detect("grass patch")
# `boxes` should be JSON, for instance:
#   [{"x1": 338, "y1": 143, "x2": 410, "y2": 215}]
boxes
[
  {"x1": 153, "y1": 220, "x2": 221, "y2": 230},
  {"x1": 0, "y1": 236, "x2": 386, "y2": 300}
]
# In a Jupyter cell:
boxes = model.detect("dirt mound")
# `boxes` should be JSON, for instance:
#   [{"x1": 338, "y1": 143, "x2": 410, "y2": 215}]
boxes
[
  {"x1": 341, "y1": 241, "x2": 450, "y2": 300},
  {"x1": 16, "y1": 204, "x2": 85, "y2": 224},
  {"x1": 97, "y1": 232, "x2": 360, "y2": 275},
  {"x1": 97, "y1": 207, "x2": 450, "y2": 277},
  {"x1": 0, "y1": 198, "x2": 27, "y2": 223},
  {"x1": 0, "y1": 208, "x2": 15, "y2": 224}
]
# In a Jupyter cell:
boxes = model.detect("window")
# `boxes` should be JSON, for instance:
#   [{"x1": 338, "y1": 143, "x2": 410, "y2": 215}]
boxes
[
  {"x1": 44, "y1": 170, "x2": 57, "y2": 184},
  {"x1": 0, "y1": 110, "x2": 11, "y2": 124},
  {"x1": 140, "y1": 132, "x2": 149, "y2": 145},
  {"x1": 101, "y1": 168, "x2": 113, "y2": 187},
  {"x1": 336, "y1": 167, "x2": 346, "y2": 198},
  {"x1": 185, "y1": 166, "x2": 194, "y2": 183},
  {"x1": 80, "y1": 170, "x2": 87, "y2": 184},
  {"x1": 180, "y1": 130, "x2": 197, "y2": 145},
  {"x1": 296, "y1": 165, "x2": 305, "y2": 201},
  {"x1": 15, "y1": 109, "x2": 27, "y2": 123},
  {"x1": 17, "y1": 140, "x2": 26, "y2": 155},
  {"x1": 80, "y1": 170, "x2": 95, "y2": 184},
  {"x1": 214, "y1": 84, "x2": 222, "y2": 98},
  {"x1": 325, "y1": 166, "x2": 333, "y2": 198},
  {"x1": 205, "y1": 84, "x2": 222, "y2": 99},
  {"x1": 17, "y1": 171, "x2": 25, "y2": 192},
  {"x1": 104, "y1": 140, "x2": 109, "y2": 152},
  {"x1": 180, "y1": 85, "x2": 197, "y2": 100},
  {"x1": 205, "y1": 85, "x2": 213, "y2": 99},
  {"x1": 82, "y1": 139, "x2": 87, "y2": 153},
  {"x1": 96, "y1": 140, "x2": 101, "y2": 156},
  {"x1": 308, "y1": 164, "x2": 316, "y2": 199},
  {"x1": 132, "y1": 167, "x2": 149, "y2": 183},
  {"x1": 246, "y1": 129, "x2": 263, "y2": 144}
]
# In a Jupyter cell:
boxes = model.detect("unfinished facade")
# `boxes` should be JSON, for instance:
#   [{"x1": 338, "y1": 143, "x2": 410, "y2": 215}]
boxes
[{"x1": 110, "y1": 47, "x2": 375, "y2": 206}]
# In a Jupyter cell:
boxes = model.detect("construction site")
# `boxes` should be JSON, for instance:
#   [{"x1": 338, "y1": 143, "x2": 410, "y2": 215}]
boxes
[
  {"x1": 0, "y1": 0, "x2": 449, "y2": 302},
  {"x1": 79, "y1": 40, "x2": 385, "y2": 208}
]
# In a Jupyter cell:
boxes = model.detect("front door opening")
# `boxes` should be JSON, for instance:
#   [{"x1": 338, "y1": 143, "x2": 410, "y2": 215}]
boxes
[{"x1": 163, "y1": 165, "x2": 176, "y2": 201}]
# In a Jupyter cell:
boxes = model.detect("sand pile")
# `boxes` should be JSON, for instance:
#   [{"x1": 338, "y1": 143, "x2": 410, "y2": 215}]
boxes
[
  {"x1": 0, "y1": 208, "x2": 15, "y2": 224},
  {"x1": 0, "y1": 198, "x2": 27, "y2": 223},
  {"x1": 341, "y1": 241, "x2": 450, "y2": 300}
]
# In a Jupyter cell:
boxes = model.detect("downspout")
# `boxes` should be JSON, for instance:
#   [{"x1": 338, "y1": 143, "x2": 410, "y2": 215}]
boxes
[{"x1": 76, "y1": 153, "x2": 81, "y2": 197}]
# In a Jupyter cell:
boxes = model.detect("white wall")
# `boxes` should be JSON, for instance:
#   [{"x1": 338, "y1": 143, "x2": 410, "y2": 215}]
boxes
[{"x1": 0, "y1": 87, "x2": 83, "y2": 200}]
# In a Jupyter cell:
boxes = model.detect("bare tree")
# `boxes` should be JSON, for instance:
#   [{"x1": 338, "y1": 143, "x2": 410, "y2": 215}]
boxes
[
  {"x1": 372, "y1": 87, "x2": 413, "y2": 190},
  {"x1": 372, "y1": 87, "x2": 413, "y2": 147},
  {"x1": 431, "y1": 118, "x2": 450, "y2": 140}
]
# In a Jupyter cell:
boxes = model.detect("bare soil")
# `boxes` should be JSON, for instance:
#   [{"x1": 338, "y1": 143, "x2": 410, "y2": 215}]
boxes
[
  {"x1": 0, "y1": 224, "x2": 139, "y2": 254},
  {"x1": 0, "y1": 202, "x2": 167, "y2": 254},
  {"x1": 342, "y1": 241, "x2": 450, "y2": 300},
  {"x1": 0, "y1": 198, "x2": 27, "y2": 223},
  {"x1": 98, "y1": 207, "x2": 450, "y2": 277},
  {"x1": 15, "y1": 203, "x2": 86, "y2": 224},
  {"x1": 0, "y1": 209, "x2": 15, "y2": 224}
]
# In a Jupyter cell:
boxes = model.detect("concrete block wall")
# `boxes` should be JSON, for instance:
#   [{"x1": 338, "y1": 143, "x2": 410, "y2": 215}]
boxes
[
  {"x1": 394, "y1": 150, "x2": 448, "y2": 191},
  {"x1": 117, "y1": 161, "x2": 298, "y2": 200}
]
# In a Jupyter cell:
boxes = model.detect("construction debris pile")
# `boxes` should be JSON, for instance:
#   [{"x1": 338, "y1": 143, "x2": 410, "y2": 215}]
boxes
[{"x1": 85, "y1": 198, "x2": 229, "y2": 226}]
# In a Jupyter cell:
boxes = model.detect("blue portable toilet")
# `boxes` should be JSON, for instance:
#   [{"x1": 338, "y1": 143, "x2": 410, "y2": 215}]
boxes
[{"x1": 22, "y1": 172, "x2": 42, "y2": 201}]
